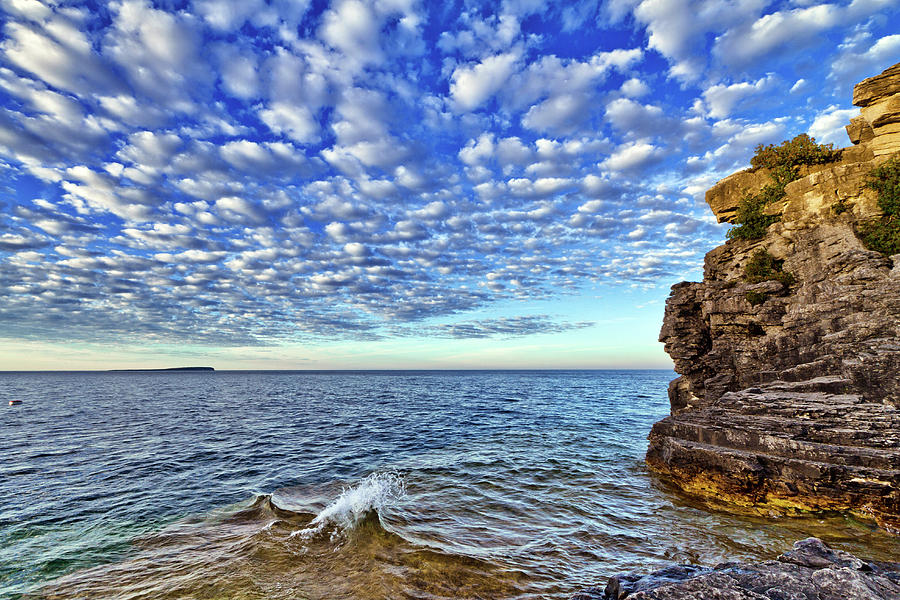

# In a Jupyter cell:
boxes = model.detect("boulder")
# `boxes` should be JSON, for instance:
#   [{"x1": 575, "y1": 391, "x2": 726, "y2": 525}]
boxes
[{"x1": 574, "y1": 538, "x2": 900, "y2": 600}]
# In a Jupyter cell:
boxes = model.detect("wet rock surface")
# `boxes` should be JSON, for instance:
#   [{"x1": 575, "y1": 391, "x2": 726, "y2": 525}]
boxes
[
  {"x1": 649, "y1": 61, "x2": 900, "y2": 530},
  {"x1": 574, "y1": 538, "x2": 900, "y2": 599}
]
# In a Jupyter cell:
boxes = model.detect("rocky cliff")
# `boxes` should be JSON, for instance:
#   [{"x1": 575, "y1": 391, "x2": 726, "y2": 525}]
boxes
[{"x1": 647, "y1": 63, "x2": 900, "y2": 531}]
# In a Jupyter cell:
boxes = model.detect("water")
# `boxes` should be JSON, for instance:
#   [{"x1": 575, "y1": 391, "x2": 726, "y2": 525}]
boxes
[{"x1": 1, "y1": 370, "x2": 897, "y2": 600}]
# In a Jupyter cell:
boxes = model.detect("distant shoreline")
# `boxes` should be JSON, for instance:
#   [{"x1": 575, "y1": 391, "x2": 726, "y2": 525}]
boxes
[{"x1": 108, "y1": 367, "x2": 215, "y2": 372}]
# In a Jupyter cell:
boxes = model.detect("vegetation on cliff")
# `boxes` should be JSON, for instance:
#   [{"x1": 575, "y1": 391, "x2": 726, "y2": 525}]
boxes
[
  {"x1": 858, "y1": 157, "x2": 900, "y2": 255},
  {"x1": 749, "y1": 134, "x2": 840, "y2": 184},
  {"x1": 742, "y1": 249, "x2": 795, "y2": 305},
  {"x1": 727, "y1": 135, "x2": 839, "y2": 241}
]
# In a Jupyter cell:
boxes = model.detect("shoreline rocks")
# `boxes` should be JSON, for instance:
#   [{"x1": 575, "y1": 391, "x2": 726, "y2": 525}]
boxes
[
  {"x1": 573, "y1": 538, "x2": 900, "y2": 600},
  {"x1": 647, "y1": 61, "x2": 900, "y2": 531}
]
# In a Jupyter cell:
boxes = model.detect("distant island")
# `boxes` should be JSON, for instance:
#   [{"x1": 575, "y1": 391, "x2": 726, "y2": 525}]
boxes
[{"x1": 109, "y1": 367, "x2": 215, "y2": 372}]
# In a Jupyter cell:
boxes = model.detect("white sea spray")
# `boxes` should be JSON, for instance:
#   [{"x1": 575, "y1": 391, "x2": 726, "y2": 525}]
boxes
[{"x1": 291, "y1": 472, "x2": 405, "y2": 541}]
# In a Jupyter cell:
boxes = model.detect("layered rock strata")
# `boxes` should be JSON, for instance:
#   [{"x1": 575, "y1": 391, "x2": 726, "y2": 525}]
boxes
[
  {"x1": 647, "y1": 62, "x2": 900, "y2": 531},
  {"x1": 573, "y1": 538, "x2": 900, "y2": 600}
]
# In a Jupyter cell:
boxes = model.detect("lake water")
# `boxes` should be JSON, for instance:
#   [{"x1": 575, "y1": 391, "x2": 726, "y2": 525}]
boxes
[{"x1": 2, "y1": 370, "x2": 898, "y2": 599}]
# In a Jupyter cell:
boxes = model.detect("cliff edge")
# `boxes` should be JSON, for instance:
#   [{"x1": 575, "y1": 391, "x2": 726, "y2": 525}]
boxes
[{"x1": 647, "y1": 63, "x2": 900, "y2": 531}]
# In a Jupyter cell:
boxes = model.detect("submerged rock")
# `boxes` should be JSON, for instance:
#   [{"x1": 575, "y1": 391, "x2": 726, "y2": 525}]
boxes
[
  {"x1": 649, "y1": 61, "x2": 900, "y2": 530},
  {"x1": 574, "y1": 538, "x2": 900, "y2": 599}
]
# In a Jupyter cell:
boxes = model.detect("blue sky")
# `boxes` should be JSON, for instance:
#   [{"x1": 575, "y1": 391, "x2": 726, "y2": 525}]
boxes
[{"x1": 0, "y1": 0, "x2": 898, "y2": 370}]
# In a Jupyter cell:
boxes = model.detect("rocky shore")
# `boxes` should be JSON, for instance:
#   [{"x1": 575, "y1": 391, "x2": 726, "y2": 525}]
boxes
[
  {"x1": 575, "y1": 63, "x2": 900, "y2": 600},
  {"x1": 573, "y1": 538, "x2": 900, "y2": 599},
  {"x1": 648, "y1": 62, "x2": 900, "y2": 531}
]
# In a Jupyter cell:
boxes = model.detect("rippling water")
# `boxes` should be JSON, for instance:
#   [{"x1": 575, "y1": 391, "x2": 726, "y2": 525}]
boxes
[{"x1": 2, "y1": 370, "x2": 898, "y2": 599}]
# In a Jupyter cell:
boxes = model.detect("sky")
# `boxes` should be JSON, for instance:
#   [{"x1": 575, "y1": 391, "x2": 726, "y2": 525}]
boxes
[{"x1": 0, "y1": 0, "x2": 898, "y2": 370}]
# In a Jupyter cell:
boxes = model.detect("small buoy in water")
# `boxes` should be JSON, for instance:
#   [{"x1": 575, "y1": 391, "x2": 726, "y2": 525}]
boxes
[{"x1": 9, "y1": 400, "x2": 21, "y2": 406}]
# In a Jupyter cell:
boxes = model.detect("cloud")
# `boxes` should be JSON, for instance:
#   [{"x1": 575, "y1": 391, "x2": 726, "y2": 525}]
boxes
[
  {"x1": 633, "y1": 0, "x2": 765, "y2": 81},
  {"x1": 830, "y1": 33, "x2": 900, "y2": 93},
  {"x1": 0, "y1": 0, "x2": 888, "y2": 353},
  {"x1": 701, "y1": 75, "x2": 774, "y2": 119},
  {"x1": 459, "y1": 133, "x2": 495, "y2": 166},
  {"x1": 713, "y1": 1, "x2": 895, "y2": 70},
  {"x1": 808, "y1": 105, "x2": 857, "y2": 147},
  {"x1": 450, "y1": 52, "x2": 520, "y2": 111},
  {"x1": 620, "y1": 77, "x2": 650, "y2": 97},
  {"x1": 104, "y1": 1, "x2": 209, "y2": 110},
  {"x1": 601, "y1": 140, "x2": 664, "y2": 172},
  {"x1": 405, "y1": 315, "x2": 594, "y2": 339},
  {"x1": 220, "y1": 140, "x2": 308, "y2": 174},
  {"x1": 2, "y1": 17, "x2": 122, "y2": 96},
  {"x1": 258, "y1": 102, "x2": 319, "y2": 144},
  {"x1": 522, "y1": 92, "x2": 592, "y2": 134},
  {"x1": 217, "y1": 47, "x2": 260, "y2": 99},
  {"x1": 320, "y1": 0, "x2": 383, "y2": 64},
  {"x1": 604, "y1": 97, "x2": 671, "y2": 138}
]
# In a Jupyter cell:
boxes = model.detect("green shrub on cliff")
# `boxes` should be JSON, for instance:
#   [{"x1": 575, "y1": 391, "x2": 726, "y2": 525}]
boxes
[
  {"x1": 727, "y1": 184, "x2": 783, "y2": 240},
  {"x1": 745, "y1": 290, "x2": 769, "y2": 305},
  {"x1": 744, "y1": 249, "x2": 795, "y2": 287},
  {"x1": 858, "y1": 157, "x2": 900, "y2": 256},
  {"x1": 750, "y1": 134, "x2": 840, "y2": 186},
  {"x1": 728, "y1": 134, "x2": 840, "y2": 241}
]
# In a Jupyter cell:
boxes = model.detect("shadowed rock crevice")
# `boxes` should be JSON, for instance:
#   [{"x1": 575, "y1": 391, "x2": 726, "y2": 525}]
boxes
[{"x1": 648, "y1": 62, "x2": 900, "y2": 532}]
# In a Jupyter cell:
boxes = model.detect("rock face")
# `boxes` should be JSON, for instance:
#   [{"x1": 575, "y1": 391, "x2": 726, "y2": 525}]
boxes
[
  {"x1": 573, "y1": 538, "x2": 900, "y2": 600},
  {"x1": 648, "y1": 62, "x2": 900, "y2": 531},
  {"x1": 854, "y1": 62, "x2": 900, "y2": 157}
]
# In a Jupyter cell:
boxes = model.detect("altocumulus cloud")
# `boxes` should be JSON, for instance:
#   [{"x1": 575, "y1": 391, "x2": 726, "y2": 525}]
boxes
[{"x1": 0, "y1": 0, "x2": 897, "y2": 348}]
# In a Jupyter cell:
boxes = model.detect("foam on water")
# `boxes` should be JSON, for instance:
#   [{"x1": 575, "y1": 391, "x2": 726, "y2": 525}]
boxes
[{"x1": 290, "y1": 472, "x2": 406, "y2": 540}]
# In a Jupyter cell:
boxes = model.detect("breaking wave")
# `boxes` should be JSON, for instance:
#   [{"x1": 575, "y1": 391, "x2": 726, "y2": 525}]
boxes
[{"x1": 288, "y1": 472, "x2": 406, "y2": 540}]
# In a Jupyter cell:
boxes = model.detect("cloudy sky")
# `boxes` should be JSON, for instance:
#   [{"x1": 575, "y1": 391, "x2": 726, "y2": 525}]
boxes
[{"x1": 0, "y1": 0, "x2": 897, "y2": 370}]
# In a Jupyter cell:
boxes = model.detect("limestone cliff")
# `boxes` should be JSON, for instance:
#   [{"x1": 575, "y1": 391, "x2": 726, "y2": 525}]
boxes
[{"x1": 647, "y1": 63, "x2": 900, "y2": 531}]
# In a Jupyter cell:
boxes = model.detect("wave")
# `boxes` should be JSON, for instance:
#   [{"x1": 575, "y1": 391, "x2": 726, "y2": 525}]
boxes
[
  {"x1": 35, "y1": 472, "x2": 536, "y2": 600},
  {"x1": 287, "y1": 472, "x2": 406, "y2": 541}
]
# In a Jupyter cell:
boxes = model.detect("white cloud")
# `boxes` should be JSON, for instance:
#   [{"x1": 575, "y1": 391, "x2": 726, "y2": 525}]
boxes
[
  {"x1": 830, "y1": 34, "x2": 900, "y2": 92},
  {"x1": 522, "y1": 93, "x2": 592, "y2": 134},
  {"x1": 633, "y1": 0, "x2": 765, "y2": 81},
  {"x1": 507, "y1": 177, "x2": 571, "y2": 197},
  {"x1": 104, "y1": 0, "x2": 208, "y2": 110},
  {"x1": 808, "y1": 105, "x2": 857, "y2": 147},
  {"x1": 2, "y1": 19, "x2": 120, "y2": 96},
  {"x1": 259, "y1": 102, "x2": 319, "y2": 144},
  {"x1": 620, "y1": 77, "x2": 650, "y2": 97},
  {"x1": 2, "y1": 0, "x2": 53, "y2": 21},
  {"x1": 504, "y1": 49, "x2": 642, "y2": 112},
  {"x1": 221, "y1": 140, "x2": 307, "y2": 173},
  {"x1": 450, "y1": 52, "x2": 519, "y2": 111},
  {"x1": 604, "y1": 97, "x2": 669, "y2": 138},
  {"x1": 193, "y1": 0, "x2": 265, "y2": 31},
  {"x1": 702, "y1": 75, "x2": 774, "y2": 119},
  {"x1": 117, "y1": 131, "x2": 183, "y2": 169},
  {"x1": 714, "y1": 1, "x2": 895, "y2": 69},
  {"x1": 215, "y1": 196, "x2": 266, "y2": 223},
  {"x1": 459, "y1": 133, "x2": 495, "y2": 166},
  {"x1": 219, "y1": 51, "x2": 259, "y2": 99},
  {"x1": 320, "y1": 0, "x2": 383, "y2": 64},
  {"x1": 495, "y1": 137, "x2": 533, "y2": 167},
  {"x1": 601, "y1": 140, "x2": 663, "y2": 172}
]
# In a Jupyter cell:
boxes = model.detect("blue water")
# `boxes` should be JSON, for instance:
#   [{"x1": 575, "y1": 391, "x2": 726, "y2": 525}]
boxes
[{"x1": 2, "y1": 370, "x2": 898, "y2": 600}]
